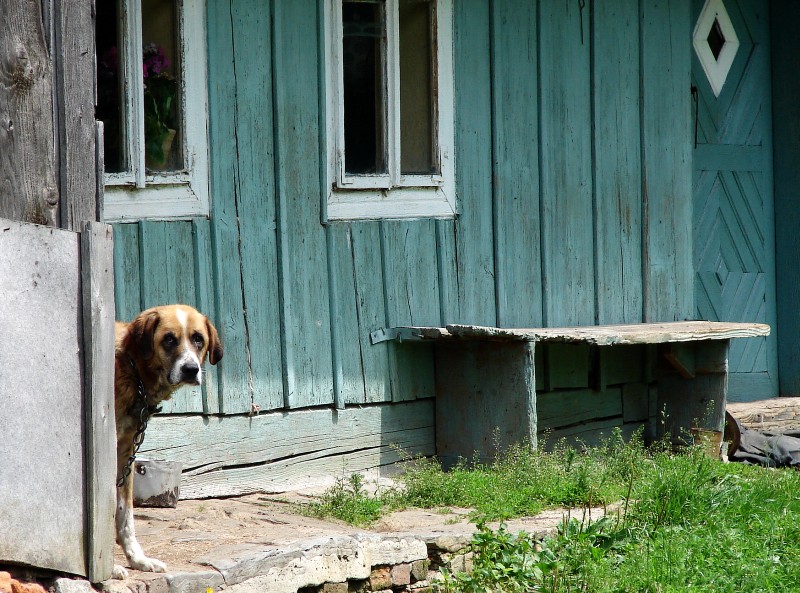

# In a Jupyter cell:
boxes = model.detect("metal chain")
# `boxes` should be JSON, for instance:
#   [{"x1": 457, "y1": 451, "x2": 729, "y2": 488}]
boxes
[{"x1": 116, "y1": 358, "x2": 161, "y2": 488}]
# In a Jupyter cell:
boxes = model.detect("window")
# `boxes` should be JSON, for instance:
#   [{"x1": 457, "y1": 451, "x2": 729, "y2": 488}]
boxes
[
  {"x1": 325, "y1": 0, "x2": 455, "y2": 220},
  {"x1": 96, "y1": 0, "x2": 209, "y2": 222}
]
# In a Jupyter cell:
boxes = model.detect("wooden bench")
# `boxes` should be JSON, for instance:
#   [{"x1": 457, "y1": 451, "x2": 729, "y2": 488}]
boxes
[{"x1": 371, "y1": 321, "x2": 770, "y2": 465}]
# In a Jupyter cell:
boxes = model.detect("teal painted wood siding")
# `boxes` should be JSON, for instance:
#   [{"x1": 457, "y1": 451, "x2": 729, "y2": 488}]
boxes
[{"x1": 112, "y1": 0, "x2": 694, "y2": 415}]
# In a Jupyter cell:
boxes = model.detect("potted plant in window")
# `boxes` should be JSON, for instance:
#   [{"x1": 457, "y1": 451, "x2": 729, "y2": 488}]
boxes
[{"x1": 143, "y1": 43, "x2": 178, "y2": 170}]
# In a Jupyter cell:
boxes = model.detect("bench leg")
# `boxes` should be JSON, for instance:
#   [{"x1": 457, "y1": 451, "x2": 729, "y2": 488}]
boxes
[
  {"x1": 656, "y1": 339, "x2": 729, "y2": 448},
  {"x1": 434, "y1": 341, "x2": 536, "y2": 468}
]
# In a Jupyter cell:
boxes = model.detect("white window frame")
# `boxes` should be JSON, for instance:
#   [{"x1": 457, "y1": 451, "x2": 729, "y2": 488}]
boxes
[
  {"x1": 324, "y1": 0, "x2": 456, "y2": 221},
  {"x1": 102, "y1": 0, "x2": 210, "y2": 223}
]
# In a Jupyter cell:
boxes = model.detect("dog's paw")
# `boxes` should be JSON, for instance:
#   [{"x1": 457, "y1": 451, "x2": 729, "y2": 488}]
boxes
[
  {"x1": 129, "y1": 556, "x2": 167, "y2": 573},
  {"x1": 111, "y1": 565, "x2": 129, "y2": 580}
]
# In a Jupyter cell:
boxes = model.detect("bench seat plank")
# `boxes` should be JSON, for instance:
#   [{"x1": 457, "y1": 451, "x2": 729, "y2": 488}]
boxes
[{"x1": 390, "y1": 321, "x2": 769, "y2": 346}]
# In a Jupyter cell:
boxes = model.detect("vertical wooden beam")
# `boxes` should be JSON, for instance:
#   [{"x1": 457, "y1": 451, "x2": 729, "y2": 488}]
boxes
[
  {"x1": 80, "y1": 221, "x2": 116, "y2": 582},
  {"x1": 54, "y1": 0, "x2": 98, "y2": 228},
  {"x1": 641, "y1": 0, "x2": 693, "y2": 322},
  {"x1": 593, "y1": 0, "x2": 643, "y2": 324},
  {"x1": 490, "y1": 0, "x2": 541, "y2": 328},
  {"x1": 453, "y1": 0, "x2": 496, "y2": 326},
  {"x1": 0, "y1": 0, "x2": 60, "y2": 225},
  {"x1": 539, "y1": 0, "x2": 594, "y2": 326}
]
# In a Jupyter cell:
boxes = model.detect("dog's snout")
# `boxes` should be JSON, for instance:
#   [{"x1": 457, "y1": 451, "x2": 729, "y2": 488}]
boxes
[{"x1": 181, "y1": 361, "x2": 200, "y2": 380}]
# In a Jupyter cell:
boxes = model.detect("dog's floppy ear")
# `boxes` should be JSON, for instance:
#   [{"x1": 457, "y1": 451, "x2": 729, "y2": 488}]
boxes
[
  {"x1": 126, "y1": 309, "x2": 161, "y2": 360},
  {"x1": 205, "y1": 317, "x2": 223, "y2": 365}
]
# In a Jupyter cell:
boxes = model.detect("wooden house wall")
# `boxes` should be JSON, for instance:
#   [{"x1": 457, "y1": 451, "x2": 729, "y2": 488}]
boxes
[{"x1": 113, "y1": 0, "x2": 692, "y2": 491}]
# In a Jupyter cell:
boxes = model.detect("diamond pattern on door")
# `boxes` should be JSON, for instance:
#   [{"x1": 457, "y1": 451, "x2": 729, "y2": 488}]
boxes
[{"x1": 693, "y1": 0, "x2": 776, "y2": 400}]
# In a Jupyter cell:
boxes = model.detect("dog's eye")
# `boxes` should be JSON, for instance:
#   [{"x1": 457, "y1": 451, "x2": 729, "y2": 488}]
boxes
[
  {"x1": 163, "y1": 333, "x2": 178, "y2": 349},
  {"x1": 192, "y1": 333, "x2": 205, "y2": 349}
]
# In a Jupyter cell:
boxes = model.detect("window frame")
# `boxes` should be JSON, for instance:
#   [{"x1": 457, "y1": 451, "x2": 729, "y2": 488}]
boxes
[
  {"x1": 324, "y1": 0, "x2": 456, "y2": 221},
  {"x1": 102, "y1": 0, "x2": 210, "y2": 223}
]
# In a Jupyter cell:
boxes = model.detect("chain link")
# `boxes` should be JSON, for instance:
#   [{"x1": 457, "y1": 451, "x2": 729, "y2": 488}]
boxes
[{"x1": 117, "y1": 358, "x2": 161, "y2": 488}]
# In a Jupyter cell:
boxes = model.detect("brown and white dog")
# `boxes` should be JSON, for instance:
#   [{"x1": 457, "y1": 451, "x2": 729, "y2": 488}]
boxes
[{"x1": 113, "y1": 305, "x2": 222, "y2": 578}]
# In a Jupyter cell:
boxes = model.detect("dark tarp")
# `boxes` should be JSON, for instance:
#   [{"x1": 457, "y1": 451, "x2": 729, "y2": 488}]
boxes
[{"x1": 728, "y1": 414, "x2": 800, "y2": 468}]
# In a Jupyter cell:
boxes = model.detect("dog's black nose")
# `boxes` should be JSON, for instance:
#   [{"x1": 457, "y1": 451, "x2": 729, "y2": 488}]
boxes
[{"x1": 181, "y1": 361, "x2": 200, "y2": 381}]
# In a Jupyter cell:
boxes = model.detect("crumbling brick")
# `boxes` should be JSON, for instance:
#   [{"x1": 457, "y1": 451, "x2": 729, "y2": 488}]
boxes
[{"x1": 390, "y1": 564, "x2": 411, "y2": 586}]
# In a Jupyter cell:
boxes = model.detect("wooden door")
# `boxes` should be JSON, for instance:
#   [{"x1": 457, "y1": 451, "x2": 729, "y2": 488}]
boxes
[{"x1": 692, "y1": 0, "x2": 777, "y2": 401}]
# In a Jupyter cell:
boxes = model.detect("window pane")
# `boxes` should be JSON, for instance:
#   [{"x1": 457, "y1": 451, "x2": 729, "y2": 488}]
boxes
[
  {"x1": 96, "y1": 2, "x2": 124, "y2": 173},
  {"x1": 142, "y1": 0, "x2": 182, "y2": 172},
  {"x1": 342, "y1": 1, "x2": 387, "y2": 175},
  {"x1": 399, "y1": 0, "x2": 436, "y2": 175}
]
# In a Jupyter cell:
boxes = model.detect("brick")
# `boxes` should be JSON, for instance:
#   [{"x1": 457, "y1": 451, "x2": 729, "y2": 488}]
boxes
[
  {"x1": 0, "y1": 572, "x2": 12, "y2": 593},
  {"x1": 390, "y1": 564, "x2": 411, "y2": 586},
  {"x1": 10, "y1": 581, "x2": 47, "y2": 593},
  {"x1": 368, "y1": 566, "x2": 392, "y2": 590}
]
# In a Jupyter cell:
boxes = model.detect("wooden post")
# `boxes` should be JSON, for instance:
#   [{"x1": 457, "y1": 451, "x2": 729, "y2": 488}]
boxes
[
  {"x1": 434, "y1": 341, "x2": 537, "y2": 467},
  {"x1": 656, "y1": 340, "x2": 729, "y2": 447},
  {"x1": 81, "y1": 221, "x2": 116, "y2": 582},
  {"x1": 0, "y1": 0, "x2": 60, "y2": 225}
]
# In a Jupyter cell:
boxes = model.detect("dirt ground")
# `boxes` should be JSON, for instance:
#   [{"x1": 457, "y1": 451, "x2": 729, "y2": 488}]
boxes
[{"x1": 116, "y1": 488, "x2": 583, "y2": 577}]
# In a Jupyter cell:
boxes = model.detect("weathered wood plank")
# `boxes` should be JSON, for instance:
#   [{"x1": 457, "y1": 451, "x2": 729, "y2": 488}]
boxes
[
  {"x1": 598, "y1": 345, "x2": 646, "y2": 388},
  {"x1": 453, "y1": 0, "x2": 496, "y2": 326},
  {"x1": 540, "y1": 418, "x2": 624, "y2": 451},
  {"x1": 435, "y1": 321, "x2": 769, "y2": 345},
  {"x1": 537, "y1": 388, "x2": 622, "y2": 431},
  {"x1": 351, "y1": 222, "x2": 392, "y2": 404},
  {"x1": 434, "y1": 220, "x2": 460, "y2": 325},
  {"x1": 542, "y1": 343, "x2": 591, "y2": 390},
  {"x1": 593, "y1": 0, "x2": 643, "y2": 324},
  {"x1": 490, "y1": 0, "x2": 541, "y2": 328},
  {"x1": 641, "y1": 0, "x2": 693, "y2": 321},
  {"x1": 727, "y1": 397, "x2": 800, "y2": 432},
  {"x1": 539, "y1": 0, "x2": 594, "y2": 326},
  {"x1": 381, "y1": 220, "x2": 440, "y2": 402},
  {"x1": 328, "y1": 223, "x2": 367, "y2": 405},
  {"x1": 273, "y1": 0, "x2": 334, "y2": 408},
  {"x1": 80, "y1": 221, "x2": 116, "y2": 582},
  {"x1": 192, "y1": 219, "x2": 220, "y2": 415},
  {"x1": 230, "y1": 0, "x2": 284, "y2": 413},
  {"x1": 140, "y1": 401, "x2": 435, "y2": 498},
  {"x1": 0, "y1": 220, "x2": 85, "y2": 574},
  {"x1": 0, "y1": 2, "x2": 59, "y2": 225},
  {"x1": 207, "y1": 0, "x2": 254, "y2": 414},
  {"x1": 54, "y1": 0, "x2": 97, "y2": 228},
  {"x1": 112, "y1": 222, "x2": 142, "y2": 320}
]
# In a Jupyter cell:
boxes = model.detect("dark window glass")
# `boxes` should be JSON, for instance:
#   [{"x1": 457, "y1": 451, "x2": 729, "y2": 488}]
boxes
[
  {"x1": 342, "y1": 1, "x2": 387, "y2": 175},
  {"x1": 142, "y1": 0, "x2": 182, "y2": 172},
  {"x1": 399, "y1": 0, "x2": 437, "y2": 175},
  {"x1": 96, "y1": 2, "x2": 123, "y2": 173}
]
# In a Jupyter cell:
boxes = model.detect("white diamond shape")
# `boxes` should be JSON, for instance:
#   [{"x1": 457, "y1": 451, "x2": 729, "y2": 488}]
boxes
[{"x1": 693, "y1": 0, "x2": 739, "y2": 97}]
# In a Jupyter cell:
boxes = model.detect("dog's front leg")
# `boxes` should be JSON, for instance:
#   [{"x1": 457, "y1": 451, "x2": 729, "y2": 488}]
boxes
[{"x1": 115, "y1": 473, "x2": 167, "y2": 575}]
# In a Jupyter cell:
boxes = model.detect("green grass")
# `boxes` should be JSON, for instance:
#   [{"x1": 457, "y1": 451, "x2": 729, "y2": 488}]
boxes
[{"x1": 299, "y1": 431, "x2": 800, "y2": 591}]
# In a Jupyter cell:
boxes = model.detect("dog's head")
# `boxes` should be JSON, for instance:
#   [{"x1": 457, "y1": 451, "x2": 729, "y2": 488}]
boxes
[{"x1": 123, "y1": 304, "x2": 223, "y2": 388}]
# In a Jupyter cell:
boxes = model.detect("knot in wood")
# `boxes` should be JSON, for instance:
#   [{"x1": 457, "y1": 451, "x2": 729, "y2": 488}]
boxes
[{"x1": 11, "y1": 43, "x2": 35, "y2": 92}]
